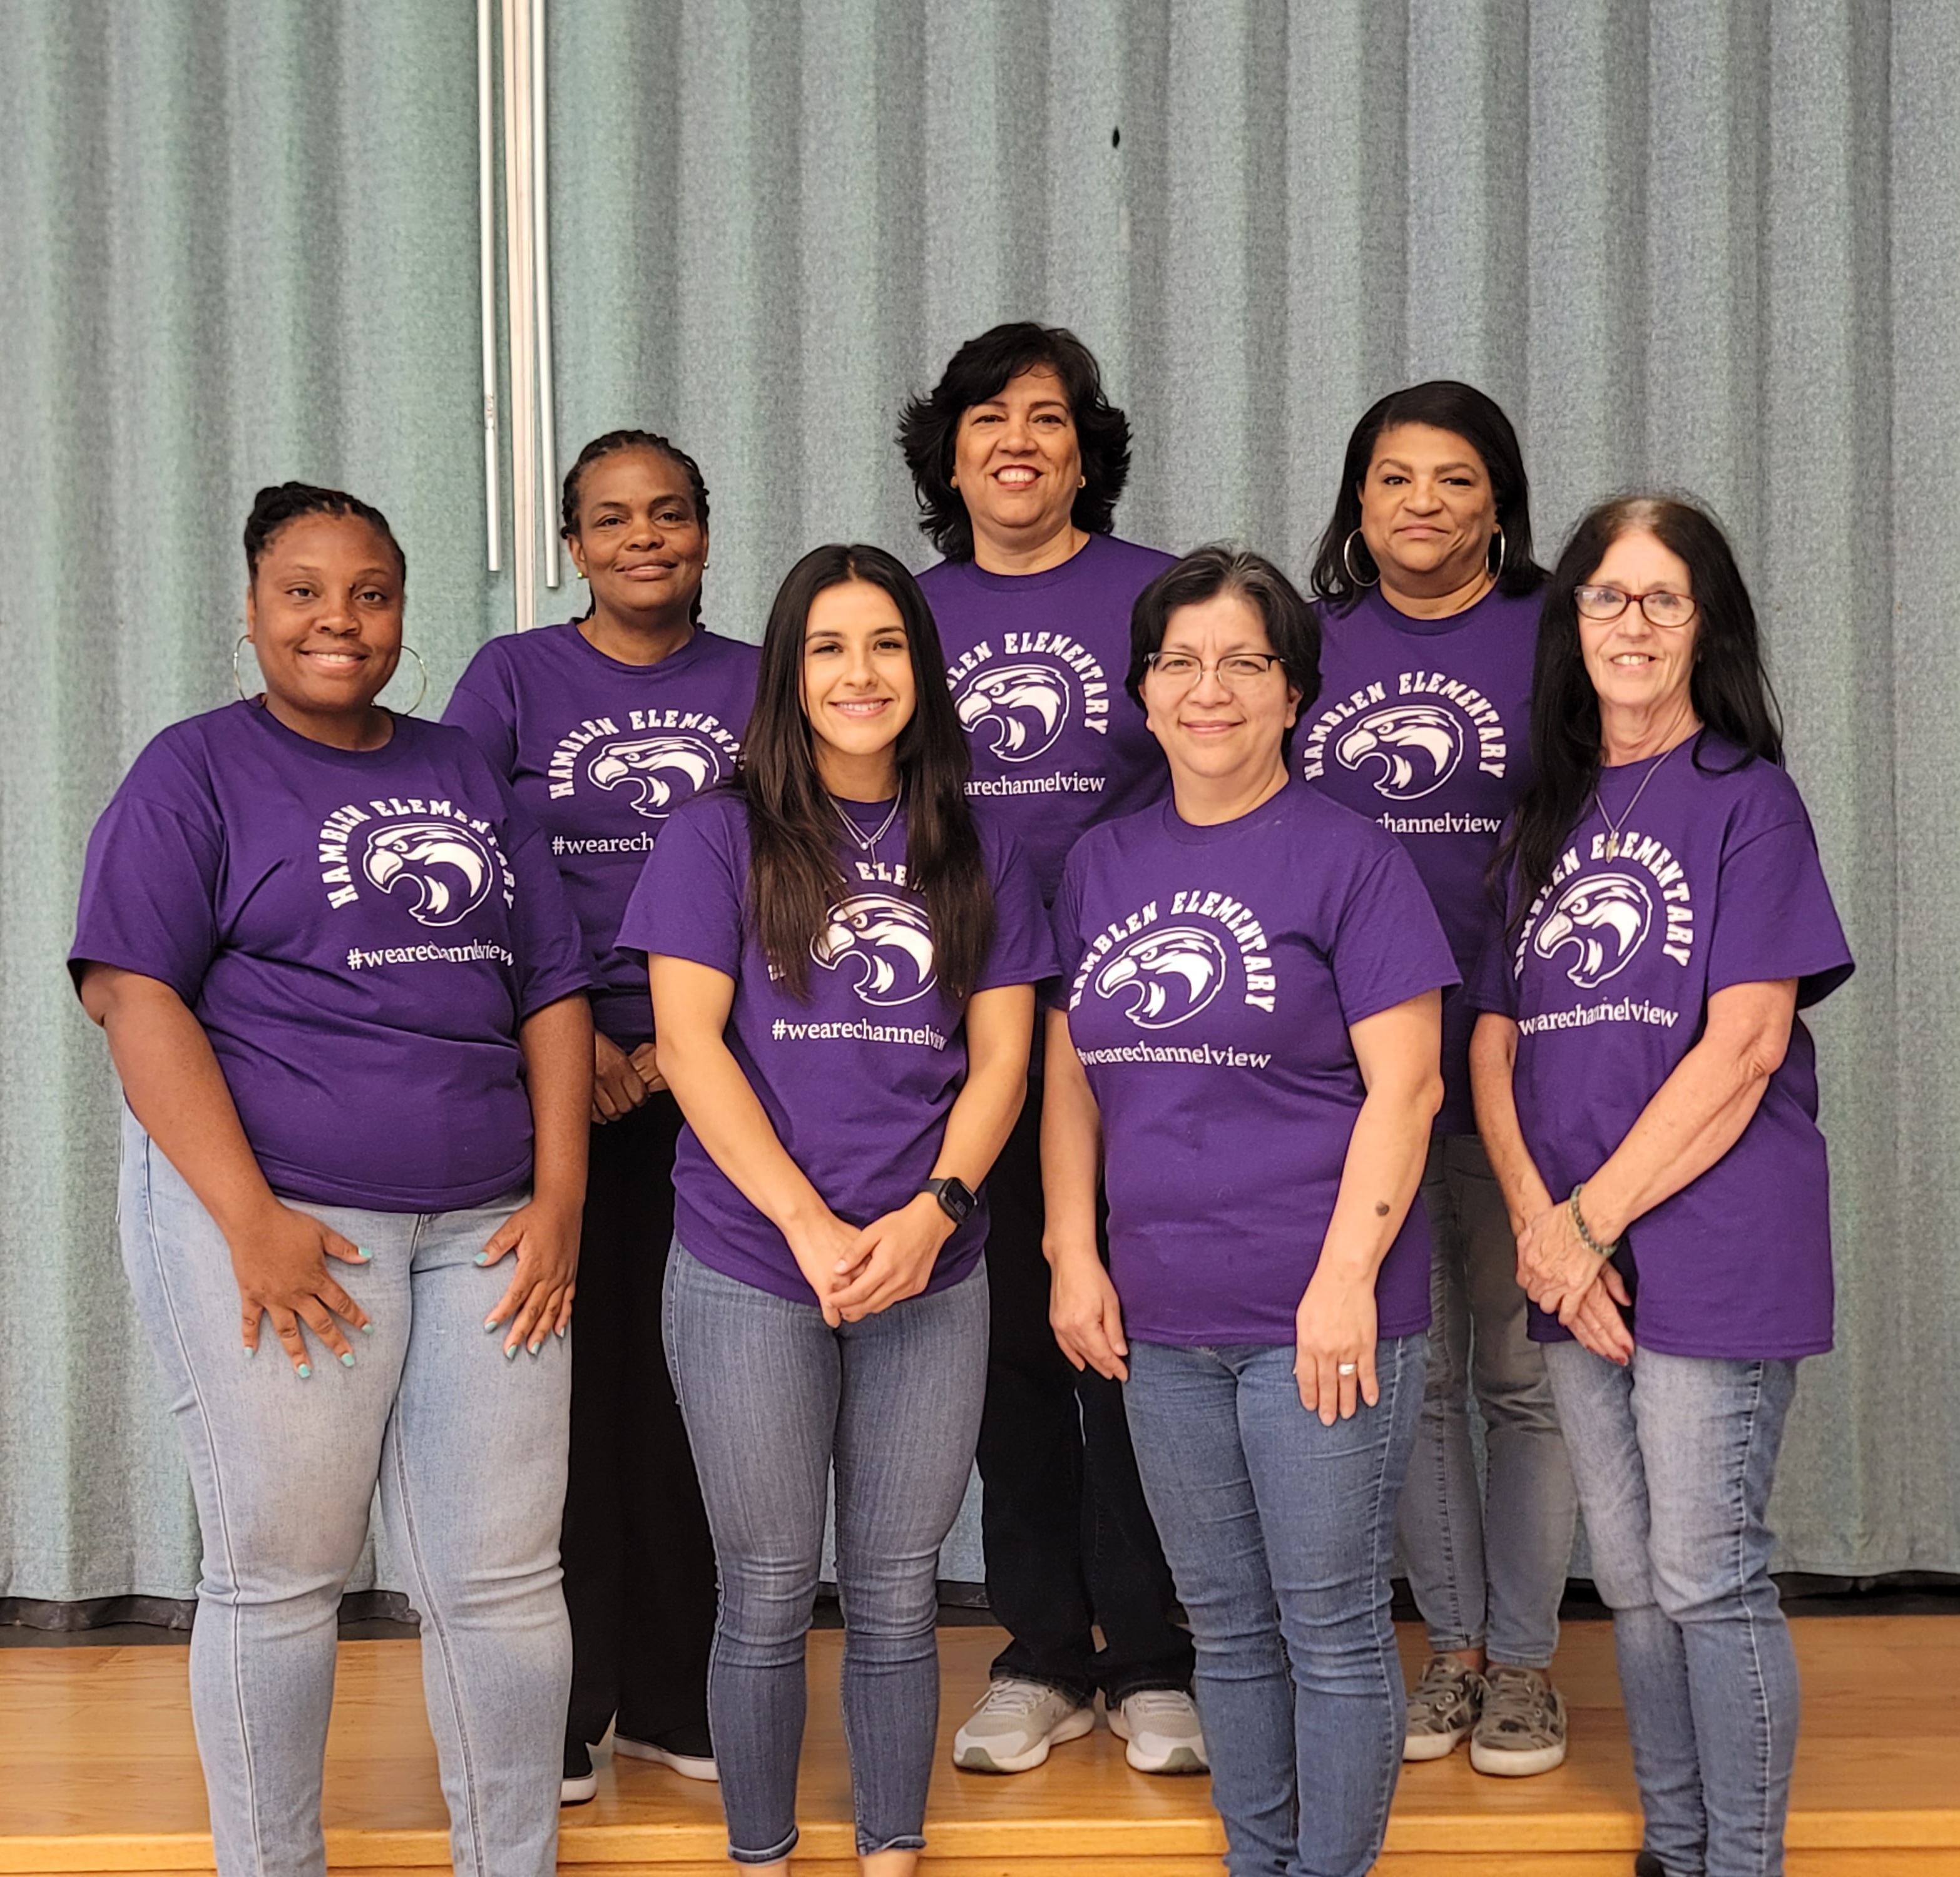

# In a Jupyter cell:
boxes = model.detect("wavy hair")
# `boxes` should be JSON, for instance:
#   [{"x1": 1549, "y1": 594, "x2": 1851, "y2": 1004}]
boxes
[
  {"x1": 897, "y1": 322, "x2": 1131, "y2": 562},
  {"x1": 1309, "y1": 380, "x2": 1543, "y2": 608},
  {"x1": 735, "y1": 544, "x2": 994, "y2": 1000},
  {"x1": 1499, "y1": 494, "x2": 1784, "y2": 926}
]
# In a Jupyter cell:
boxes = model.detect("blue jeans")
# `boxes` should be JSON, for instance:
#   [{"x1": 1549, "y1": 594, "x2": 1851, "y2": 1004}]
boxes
[
  {"x1": 1124, "y1": 1334, "x2": 1426, "y2": 1877},
  {"x1": 1544, "y1": 1341, "x2": 1800, "y2": 1877},
  {"x1": 118, "y1": 1109, "x2": 571, "y2": 1877},
  {"x1": 1399, "y1": 1134, "x2": 1577, "y2": 1667},
  {"x1": 663, "y1": 1241, "x2": 988, "y2": 1864}
]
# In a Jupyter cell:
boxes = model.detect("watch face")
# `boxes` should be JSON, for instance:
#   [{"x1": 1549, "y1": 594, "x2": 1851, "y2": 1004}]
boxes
[{"x1": 934, "y1": 1178, "x2": 976, "y2": 1223}]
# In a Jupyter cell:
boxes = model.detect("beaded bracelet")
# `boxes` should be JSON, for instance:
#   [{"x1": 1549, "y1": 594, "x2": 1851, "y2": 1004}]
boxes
[{"x1": 1568, "y1": 1184, "x2": 1611, "y2": 1258}]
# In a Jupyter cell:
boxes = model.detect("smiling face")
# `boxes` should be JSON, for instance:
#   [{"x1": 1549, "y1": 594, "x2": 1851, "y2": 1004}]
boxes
[
  {"x1": 1357, "y1": 422, "x2": 1499, "y2": 598},
  {"x1": 566, "y1": 446, "x2": 707, "y2": 628},
  {"x1": 243, "y1": 513, "x2": 403, "y2": 721},
  {"x1": 1141, "y1": 589, "x2": 1301, "y2": 796},
  {"x1": 800, "y1": 578, "x2": 917, "y2": 793},
  {"x1": 950, "y1": 365, "x2": 1083, "y2": 561},
  {"x1": 1578, "y1": 527, "x2": 1700, "y2": 731}
]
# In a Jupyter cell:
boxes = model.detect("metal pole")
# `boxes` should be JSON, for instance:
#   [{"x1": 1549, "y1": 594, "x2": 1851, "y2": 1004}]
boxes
[
  {"x1": 531, "y1": 0, "x2": 559, "y2": 589},
  {"x1": 477, "y1": 0, "x2": 501, "y2": 572},
  {"x1": 500, "y1": 0, "x2": 538, "y2": 629}
]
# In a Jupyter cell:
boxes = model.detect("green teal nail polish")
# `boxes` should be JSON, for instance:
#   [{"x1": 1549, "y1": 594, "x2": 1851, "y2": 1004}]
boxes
[
  {"x1": 360, "y1": 1322, "x2": 374, "y2": 1335},
  {"x1": 484, "y1": 1316, "x2": 499, "y2": 1333},
  {"x1": 243, "y1": 1345, "x2": 255, "y2": 1359},
  {"x1": 296, "y1": 1363, "x2": 312, "y2": 1380},
  {"x1": 340, "y1": 1351, "x2": 356, "y2": 1368},
  {"x1": 504, "y1": 1343, "x2": 518, "y2": 1361},
  {"x1": 528, "y1": 1339, "x2": 541, "y2": 1356},
  {"x1": 473, "y1": 1252, "x2": 490, "y2": 1266},
  {"x1": 355, "y1": 1247, "x2": 371, "y2": 1262}
]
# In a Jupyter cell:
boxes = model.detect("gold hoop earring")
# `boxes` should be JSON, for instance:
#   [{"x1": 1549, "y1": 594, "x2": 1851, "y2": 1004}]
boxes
[
  {"x1": 1342, "y1": 529, "x2": 1379, "y2": 588},
  {"x1": 387, "y1": 646, "x2": 429, "y2": 715},
  {"x1": 233, "y1": 634, "x2": 260, "y2": 702},
  {"x1": 1486, "y1": 526, "x2": 1506, "y2": 581}
]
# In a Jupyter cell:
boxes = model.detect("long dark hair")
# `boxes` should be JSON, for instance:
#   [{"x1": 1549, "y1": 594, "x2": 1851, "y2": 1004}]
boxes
[
  {"x1": 1500, "y1": 494, "x2": 1784, "y2": 924},
  {"x1": 559, "y1": 429, "x2": 710, "y2": 624},
  {"x1": 1309, "y1": 380, "x2": 1543, "y2": 607},
  {"x1": 897, "y1": 322, "x2": 1132, "y2": 562},
  {"x1": 737, "y1": 543, "x2": 994, "y2": 1001}
]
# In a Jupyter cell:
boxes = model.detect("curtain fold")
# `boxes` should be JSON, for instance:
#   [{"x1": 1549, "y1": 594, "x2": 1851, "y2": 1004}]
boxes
[{"x1": 2, "y1": 0, "x2": 1954, "y2": 1603}]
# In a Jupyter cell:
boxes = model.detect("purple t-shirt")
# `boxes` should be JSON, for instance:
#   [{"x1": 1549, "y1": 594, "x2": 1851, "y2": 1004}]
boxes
[
  {"x1": 443, "y1": 621, "x2": 759, "y2": 1046},
  {"x1": 1299, "y1": 584, "x2": 1540, "y2": 1133},
  {"x1": 618, "y1": 790, "x2": 1056, "y2": 1304},
  {"x1": 1051, "y1": 780, "x2": 1459, "y2": 1348},
  {"x1": 1469, "y1": 735, "x2": 1854, "y2": 1360},
  {"x1": 918, "y1": 532, "x2": 1175, "y2": 903},
  {"x1": 70, "y1": 703, "x2": 590, "y2": 1212}
]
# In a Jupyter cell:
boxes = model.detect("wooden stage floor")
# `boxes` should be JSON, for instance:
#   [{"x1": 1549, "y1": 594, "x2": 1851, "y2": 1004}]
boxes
[{"x1": 3, "y1": 1619, "x2": 1956, "y2": 1875}]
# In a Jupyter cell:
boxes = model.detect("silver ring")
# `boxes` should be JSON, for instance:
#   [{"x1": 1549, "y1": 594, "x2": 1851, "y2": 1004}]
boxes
[{"x1": 1337, "y1": 1362, "x2": 1358, "y2": 1376}]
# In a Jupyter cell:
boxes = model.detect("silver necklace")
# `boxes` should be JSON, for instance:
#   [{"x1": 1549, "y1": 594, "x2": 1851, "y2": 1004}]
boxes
[
  {"x1": 832, "y1": 789, "x2": 904, "y2": 856},
  {"x1": 1592, "y1": 741, "x2": 1682, "y2": 860}
]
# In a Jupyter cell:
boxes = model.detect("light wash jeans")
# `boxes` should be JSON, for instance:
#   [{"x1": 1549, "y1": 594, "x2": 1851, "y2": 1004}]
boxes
[
  {"x1": 1123, "y1": 1333, "x2": 1426, "y2": 1877},
  {"x1": 1544, "y1": 1340, "x2": 1801, "y2": 1877},
  {"x1": 1397, "y1": 1134, "x2": 1577, "y2": 1669},
  {"x1": 663, "y1": 1241, "x2": 988, "y2": 1865},
  {"x1": 118, "y1": 1110, "x2": 571, "y2": 1877}
]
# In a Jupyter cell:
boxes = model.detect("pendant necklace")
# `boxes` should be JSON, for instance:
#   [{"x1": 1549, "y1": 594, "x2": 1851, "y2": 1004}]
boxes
[
  {"x1": 1593, "y1": 741, "x2": 1682, "y2": 861},
  {"x1": 832, "y1": 789, "x2": 904, "y2": 858}
]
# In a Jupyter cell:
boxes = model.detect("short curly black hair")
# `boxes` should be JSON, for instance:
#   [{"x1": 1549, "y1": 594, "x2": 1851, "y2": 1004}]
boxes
[{"x1": 896, "y1": 322, "x2": 1132, "y2": 562}]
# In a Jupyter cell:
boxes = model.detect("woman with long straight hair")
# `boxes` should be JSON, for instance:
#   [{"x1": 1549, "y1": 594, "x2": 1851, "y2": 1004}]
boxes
[
  {"x1": 446, "y1": 429, "x2": 758, "y2": 1802},
  {"x1": 620, "y1": 544, "x2": 1053, "y2": 1874},
  {"x1": 1471, "y1": 496, "x2": 1852, "y2": 1877},
  {"x1": 1302, "y1": 381, "x2": 1576, "y2": 1779}
]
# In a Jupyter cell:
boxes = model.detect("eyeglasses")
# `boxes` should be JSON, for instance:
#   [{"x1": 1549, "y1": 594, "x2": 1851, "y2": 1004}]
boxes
[
  {"x1": 1574, "y1": 584, "x2": 1697, "y2": 628},
  {"x1": 1143, "y1": 651, "x2": 1285, "y2": 686}
]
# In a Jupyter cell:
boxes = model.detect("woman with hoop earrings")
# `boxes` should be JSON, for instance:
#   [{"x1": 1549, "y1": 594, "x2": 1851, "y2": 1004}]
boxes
[
  {"x1": 446, "y1": 430, "x2": 758, "y2": 1802},
  {"x1": 71, "y1": 483, "x2": 594, "y2": 1877},
  {"x1": 1300, "y1": 383, "x2": 1578, "y2": 1779},
  {"x1": 623, "y1": 544, "x2": 1053, "y2": 1874}
]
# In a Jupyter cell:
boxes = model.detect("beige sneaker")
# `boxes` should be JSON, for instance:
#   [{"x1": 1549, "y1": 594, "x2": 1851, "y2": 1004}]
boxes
[
  {"x1": 1470, "y1": 1664, "x2": 1568, "y2": 1776},
  {"x1": 1402, "y1": 1654, "x2": 1485, "y2": 1761},
  {"x1": 951, "y1": 1677, "x2": 1095, "y2": 1773}
]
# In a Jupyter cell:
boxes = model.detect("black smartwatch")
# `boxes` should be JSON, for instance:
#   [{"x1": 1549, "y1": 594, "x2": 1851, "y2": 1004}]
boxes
[{"x1": 922, "y1": 1176, "x2": 977, "y2": 1226}]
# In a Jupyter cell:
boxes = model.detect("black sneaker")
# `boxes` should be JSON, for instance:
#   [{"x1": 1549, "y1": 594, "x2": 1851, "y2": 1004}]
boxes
[
  {"x1": 561, "y1": 1737, "x2": 598, "y2": 1805},
  {"x1": 1633, "y1": 1856, "x2": 1668, "y2": 1877}
]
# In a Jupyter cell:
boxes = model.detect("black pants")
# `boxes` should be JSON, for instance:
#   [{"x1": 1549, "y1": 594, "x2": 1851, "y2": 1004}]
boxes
[
  {"x1": 976, "y1": 1084, "x2": 1194, "y2": 1705},
  {"x1": 560, "y1": 1092, "x2": 718, "y2": 1750}
]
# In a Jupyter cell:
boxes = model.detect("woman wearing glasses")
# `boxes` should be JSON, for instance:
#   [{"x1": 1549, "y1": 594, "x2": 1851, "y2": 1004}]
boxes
[
  {"x1": 1044, "y1": 546, "x2": 1457, "y2": 1877},
  {"x1": 1470, "y1": 496, "x2": 1852, "y2": 1877},
  {"x1": 1302, "y1": 381, "x2": 1578, "y2": 1779}
]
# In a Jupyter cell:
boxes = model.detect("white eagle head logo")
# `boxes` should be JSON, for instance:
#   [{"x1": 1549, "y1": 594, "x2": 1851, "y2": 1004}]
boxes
[
  {"x1": 811, "y1": 893, "x2": 939, "y2": 1005},
  {"x1": 1335, "y1": 703, "x2": 1464, "y2": 800},
  {"x1": 954, "y1": 662, "x2": 1070, "y2": 763},
  {"x1": 1093, "y1": 925, "x2": 1229, "y2": 1030},
  {"x1": 586, "y1": 733, "x2": 723, "y2": 818},
  {"x1": 1533, "y1": 872, "x2": 1655, "y2": 989},
  {"x1": 362, "y1": 820, "x2": 496, "y2": 928}
]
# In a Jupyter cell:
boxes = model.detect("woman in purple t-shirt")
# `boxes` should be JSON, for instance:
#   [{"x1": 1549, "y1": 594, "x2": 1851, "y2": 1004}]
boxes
[
  {"x1": 1471, "y1": 497, "x2": 1853, "y2": 1877},
  {"x1": 624, "y1": 544, "x2": 1053, "y2": 1875},
  {"x1": 69, "y1": 485, "x2": 595, "y2": 1877},
  {"x1": 446, "y1": 430, "x2": 758, "y2": 1803},
  {"x1": 1045, "y1": 547, "x2": 1458, "y2": 1877},
  {"x1": 1301, "y1": 380, "x2": 1578, "y2": 1778},
  {"x1": 897, "y1": 321, "x2": 1198, "y2": 1777}
]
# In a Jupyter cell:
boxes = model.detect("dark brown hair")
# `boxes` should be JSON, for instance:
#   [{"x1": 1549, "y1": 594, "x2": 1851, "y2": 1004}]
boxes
[
  {"x1": 736, "y1": 543, "x2": 994, "y2": 1001},
  {"x1": 559, "y1": 429, "x2": 710, "y2": 623}
]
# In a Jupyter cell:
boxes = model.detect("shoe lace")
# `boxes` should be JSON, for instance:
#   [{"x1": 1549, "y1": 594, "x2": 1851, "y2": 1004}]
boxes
[
  {"x1": 978, "y1": 1678, "x2": 1053, "y2": 1717},
  {"x1": 1481, "y1": 1666, "x2": 1555, "y2": 1736},
  {"x1": 1121, "y1": 1689, "x2": 1193, "y2": 1724}
]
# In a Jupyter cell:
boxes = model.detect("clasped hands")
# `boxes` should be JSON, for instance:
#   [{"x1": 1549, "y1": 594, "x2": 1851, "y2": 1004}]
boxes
[
  {"x1": 786, "y1": 1195, "x2": 956, "y2": 1328},
  {"x1": 1515, "y1": 1195, "x2": 1634, "y2": 1365}
]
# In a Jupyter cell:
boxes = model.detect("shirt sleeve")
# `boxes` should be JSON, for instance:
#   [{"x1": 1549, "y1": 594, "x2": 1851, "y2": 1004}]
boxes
[
  {"x1": 68, "y1": 776, "x2": 225, "y2": 1005},
  {"x1": 1326, "y1": 843, "x2": 1462, "y2": 1028},
  {"x1": 441, "y1": 643, "x2": 520, "y2": 778},
  {"x1": 1465, "y1": 918, "x2": 1521, "y2": 1019},
  {"x1": 975, "y1": 824, "x2": 1061, "y2": 993},
  {"x1": 618, "y1": 794, "x2": 745, "y2": 976},
  {"x1": 504, "y1": 805, "x2": 594, "y2": 1017},
  {"x1": 1708, "y1": 813, "x2": 1855, "y2": 1009}
]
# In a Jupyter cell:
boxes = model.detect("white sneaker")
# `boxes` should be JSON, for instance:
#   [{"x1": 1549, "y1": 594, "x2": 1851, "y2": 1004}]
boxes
[
  {"x1": 951, "y1": 1677, "x2": 1096, "y2": 1773},
  {"x1": 1108, "y1": 1688, "x2": 1208, "y2": 1774},
  {"x1": 613, "y1": 1734, "x2": 719, "y2": 1783},
  {"x1": 559, "y1": 1771, "x2": 598, "y2": 1804}
]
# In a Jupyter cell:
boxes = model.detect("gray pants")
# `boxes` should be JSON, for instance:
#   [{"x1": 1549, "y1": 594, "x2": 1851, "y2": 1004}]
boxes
[{"x1": 1395, "y1": 1133, "x2": 1578, "y2": 1669}]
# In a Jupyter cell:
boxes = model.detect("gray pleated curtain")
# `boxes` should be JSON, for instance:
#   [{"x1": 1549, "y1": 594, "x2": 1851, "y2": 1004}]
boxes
[{"x1": 3, "y1": 0, "x2": 1956, "y2": 1606}]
